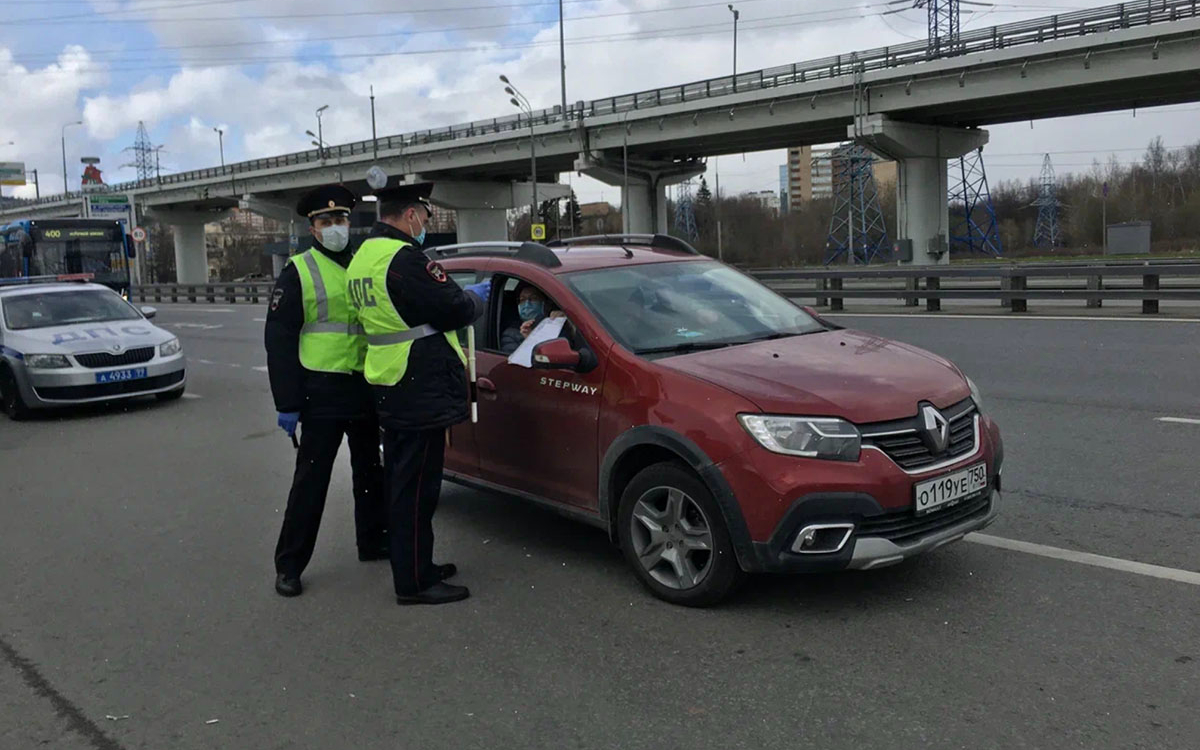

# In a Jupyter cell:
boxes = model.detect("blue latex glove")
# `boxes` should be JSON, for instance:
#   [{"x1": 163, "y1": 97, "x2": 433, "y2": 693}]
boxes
[
  {"x1": 277, "y1": 412, "x2": 300, "y2": 438},
  {"x1": 465, "y1": 281, "x2": 491, "y2": 304}
]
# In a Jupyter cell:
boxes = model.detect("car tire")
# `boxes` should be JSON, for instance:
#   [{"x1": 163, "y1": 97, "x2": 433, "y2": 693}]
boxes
[
  {"x1": 0, "y1": 366, "x2": 32, "y2": 421},
  {"x1": 155, "y1": 386, "x2": 185, "y2": 402},
  {"x1": 617, "y1": 462, "x2": 744, "y2": 607}
]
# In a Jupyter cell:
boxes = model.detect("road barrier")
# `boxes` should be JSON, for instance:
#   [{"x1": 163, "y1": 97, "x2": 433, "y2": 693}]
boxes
[
  {"x1": 134, "y1": 283, "x2": 274, "y2": 304},
  {"x1": 750, "y1": 260, "x2": 1200, "y2": 314}
]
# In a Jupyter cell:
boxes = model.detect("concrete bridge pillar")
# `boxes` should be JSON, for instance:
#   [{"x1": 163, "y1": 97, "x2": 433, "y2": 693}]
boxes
[
  {"x1": 575, "y1": 155, "x2": 705, "y2": 234},
  {"x1": 149, "y1": 207, "x2": 230, "y2": 284},
  {"x1": 851, "y1": 115, "x2": 988, "y2": 266},
  {"x1": 427, "y1": 180, "x2": 570, "y2": 242}
]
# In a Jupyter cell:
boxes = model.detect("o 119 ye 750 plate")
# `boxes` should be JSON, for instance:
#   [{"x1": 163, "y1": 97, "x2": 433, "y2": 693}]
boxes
[{"x1": 914, "y1": 462, "x2": 987, "y2": 516}]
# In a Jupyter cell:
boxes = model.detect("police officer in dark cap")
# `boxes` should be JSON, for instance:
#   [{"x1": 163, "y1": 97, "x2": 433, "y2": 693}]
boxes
[
  {"x1": 346, "y1": 182, "x2": 492, "y2": 605},
  {"x1": 266, "y1": 183, "x2": 388, "y2": 598}
]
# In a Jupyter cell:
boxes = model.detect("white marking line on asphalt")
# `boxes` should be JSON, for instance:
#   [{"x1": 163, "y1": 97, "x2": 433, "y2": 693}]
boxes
[
  {"x1": 181, "y1": 393, "x2": 202, "y2": 400},
  {"x1": 158, "y1": 307, "x2": 235, "y2": 313},
  {"x1": 252, "y1": 366, "x2": 268, "y2": 372},
  {"x1": 967, "y1": 533, "x2": 1200, "y2": 586},
  {"x1": 826, "y1": 313, "x2": 1200, "y2": 323},
  {"x1": 253, "y1": 317, "x2": 266, "y2": 322},
  {"x1": 1156, "y1": 416, "x2": 1200, "y2": 425},
  {"x1": 195, "y1": 359, "x2": 216, "y2": 365}
]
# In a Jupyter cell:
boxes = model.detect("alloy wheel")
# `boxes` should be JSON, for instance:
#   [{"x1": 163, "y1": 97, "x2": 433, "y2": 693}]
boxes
[{"x1": 629, "y1": 486, "x2": 714, "y2": 590}]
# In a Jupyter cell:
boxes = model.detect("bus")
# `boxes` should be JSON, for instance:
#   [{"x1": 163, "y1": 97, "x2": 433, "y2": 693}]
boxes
[{"x1": 0, "y1": 218, "x2": 134, "y2": 294}]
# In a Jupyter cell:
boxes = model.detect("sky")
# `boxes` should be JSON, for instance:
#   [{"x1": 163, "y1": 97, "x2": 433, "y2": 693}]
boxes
[{"x1": 1, "y1": 0, "x2": 1198, "y2": 206}]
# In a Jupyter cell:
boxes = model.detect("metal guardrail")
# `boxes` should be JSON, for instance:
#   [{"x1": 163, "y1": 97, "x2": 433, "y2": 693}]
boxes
[
  {"x1": 134, "y1": 283, "x2": 274, "y2": 304},
  {"x1": 11, "y1": 0, "x2": 1198, "y2": 210},
  {"x1": 751, "y1": 262, "x2": 1200, "y2": 314}
]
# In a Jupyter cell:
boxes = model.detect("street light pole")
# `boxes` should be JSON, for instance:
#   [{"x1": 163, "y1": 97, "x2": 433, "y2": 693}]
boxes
[
  {"x1": 61, "y1": 120, "x2": 82, "y2": 195},
  {"x1": 728, "y1": 5, "x2": 739, "y2": 89},
  {"x1": 153, "y1": 145, "x2": 164, "y2": 185},
  {"x1": 622, "y1": 112, "x2": 630, "y2": 233},
  {"x1": 500, "y1": 75, "x2": 539, "y2": 228},
  {"x1": 213, "y1": 127, "x2": 225, "y2": 167},
  {"x1": 315, "y1": 105, "x2": 329, "y2": 160},
  {"x1": 558, "y1": 0, "x2": 568, "y2": 127},
  {"x1": 370, "y1": 86, "x2": 378, "y2": 158}
]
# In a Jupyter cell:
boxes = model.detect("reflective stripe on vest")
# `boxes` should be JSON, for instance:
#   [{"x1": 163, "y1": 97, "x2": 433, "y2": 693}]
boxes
[
  {"x1": 291, "y1": 249, "x2": 367, "y2": 374},
  {"x1": 346, "y1": 237, "x2": 466, "y2": 387}
]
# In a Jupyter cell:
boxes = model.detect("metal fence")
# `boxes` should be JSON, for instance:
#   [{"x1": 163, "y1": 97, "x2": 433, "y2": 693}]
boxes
[
  {"x1": 12, "y1": 0, "x2": 1199, "y2": 210},
  {"x1": 134, "y1": 283, "x2": 275, "y2": 304},
  {"x1": 751, "y1": 260, "x2": 1200, "y2": 314}
]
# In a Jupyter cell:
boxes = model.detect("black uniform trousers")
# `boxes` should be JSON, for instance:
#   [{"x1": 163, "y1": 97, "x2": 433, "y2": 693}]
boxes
[
  {"x1": 381, "y1": 427, "x2": 446, "y2": 596},
  {"x1": 274, "y1": 416, "x2": 387, "y2": 578}
]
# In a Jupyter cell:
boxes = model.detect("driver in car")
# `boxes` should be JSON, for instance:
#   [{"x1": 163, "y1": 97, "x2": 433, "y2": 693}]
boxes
[{"x1": 501, "y1": 283, "x2": 566, "y2": 354}]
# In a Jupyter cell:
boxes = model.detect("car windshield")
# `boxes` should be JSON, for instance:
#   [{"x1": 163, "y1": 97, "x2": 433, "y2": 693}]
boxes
[
  {"x1": 565, "y1": 260, "x2": 825, "y2": 354},
  {"x1": 2, "y1": 289, "x2": 142, "y2": 330}
]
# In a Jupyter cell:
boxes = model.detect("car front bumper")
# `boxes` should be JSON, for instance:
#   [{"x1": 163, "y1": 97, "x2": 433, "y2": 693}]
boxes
[{"x1": 14, "y1": 353, "x2": 186, "y2": 408}]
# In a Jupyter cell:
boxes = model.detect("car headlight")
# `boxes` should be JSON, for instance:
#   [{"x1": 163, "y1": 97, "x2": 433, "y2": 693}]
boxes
[
  {"x1": 159, "y1": 338, "x2": 181, "y2": 357},
  {"x1": 25, "y1": 354, "x2": 72, "y2": 369},
  {"x1": 739, "y1": 414, "x2": 861, "y2": 461},
  {"x1": 966, "y1": 376, "x2": 984, "y2": 413}
]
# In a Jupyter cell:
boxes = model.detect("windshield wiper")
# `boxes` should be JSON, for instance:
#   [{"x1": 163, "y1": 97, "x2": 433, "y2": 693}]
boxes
[{"x1": 634, "y1": 341, "x2": 736, "y2": 355}]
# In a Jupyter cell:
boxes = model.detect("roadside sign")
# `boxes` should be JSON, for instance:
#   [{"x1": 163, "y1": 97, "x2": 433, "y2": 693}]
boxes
[
  {"x1": 132, "y1": 226, "x2": 148, "y2": 243},
  {"x1": 0, "y1": 161, "x2": 26, "y2": 186},
  {"x1": 88, "y1": 194, "x2": 131, "y2": 214},
  {"x1": 531, "y1": 223, "x2": 546, "y2": 241}
]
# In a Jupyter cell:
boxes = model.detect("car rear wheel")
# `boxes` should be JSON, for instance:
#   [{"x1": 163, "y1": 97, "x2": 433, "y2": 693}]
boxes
[
  {"x1": 0, "y1": 366, "x2": 31, "y2": 421},
  {"x1": 617, "y1": 462, "x2": 743, "y2": 607}
]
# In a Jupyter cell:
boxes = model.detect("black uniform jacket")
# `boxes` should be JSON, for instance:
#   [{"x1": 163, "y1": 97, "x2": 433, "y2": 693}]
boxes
[
  {"x1": 368, "y1": 222, "x2": 484, "y2": 432},
  {"x1": 264, "y1": 243, "x2": 374, "y2": 421}
]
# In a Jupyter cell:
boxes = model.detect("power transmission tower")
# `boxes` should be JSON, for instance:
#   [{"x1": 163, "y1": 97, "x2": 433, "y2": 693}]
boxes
[
  {"x1": 122, "y1": 121, "x2": 155, "y2": 183},
  {"x1": 673, "y1": 180, "x2": 698, "y2": 241},
  {"x1": 825, "y1": 144, "x2": 890, "y2": 265},
  {"x1": 949, "y1": 147, "x2": 1003, "y2": 256},
  {"x1": 912, "y1": 0, "x2": 961, "y2": 57},
  {"x1": 1032, "y1": 153, "x2": 1061, "y2": 249}
]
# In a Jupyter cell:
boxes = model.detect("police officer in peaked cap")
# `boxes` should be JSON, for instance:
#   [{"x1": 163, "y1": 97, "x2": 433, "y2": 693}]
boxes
[
  {"x1": 345, "y1": 182, "x2": 492, "y2": 605},
  {"x1": 266, "y1": 184, "x2": 388, "y2": 598}
]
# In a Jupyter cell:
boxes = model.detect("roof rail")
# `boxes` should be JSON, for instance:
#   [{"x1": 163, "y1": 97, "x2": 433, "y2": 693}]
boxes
[
  {"x1": 546, "y1": 233, "x2": 700, "y2": 255},
  {"x1": 0, "y1": 273, "x2": 94, "y2": 288},
  {"x1": 424, "y1": 241, "x2": 562, "y2": 268}
]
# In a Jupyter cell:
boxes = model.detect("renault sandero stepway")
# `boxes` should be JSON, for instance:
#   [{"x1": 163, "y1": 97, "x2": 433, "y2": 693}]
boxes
[
  {"x1": 0, "y1": 280, "x2": 186, "y2": 419},
  {"x1": 432, "y1": 235, "x2": 1002, "y2": 606}
]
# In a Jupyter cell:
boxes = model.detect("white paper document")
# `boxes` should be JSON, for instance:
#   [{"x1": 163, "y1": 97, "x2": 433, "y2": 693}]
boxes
[{"x1": 507, "y1": 317, "x2": 567, "y2": 368}]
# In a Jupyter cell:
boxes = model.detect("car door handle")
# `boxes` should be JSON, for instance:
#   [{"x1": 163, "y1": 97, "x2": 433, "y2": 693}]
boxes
[{"x1": 477, "y1": 377, "x2": 498, "y2": 400}]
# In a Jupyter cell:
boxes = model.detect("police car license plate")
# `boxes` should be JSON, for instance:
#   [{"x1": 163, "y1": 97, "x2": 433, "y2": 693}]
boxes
[
  {"x1": 96, "y1": 367, "x2": 148, "y2": 384},
  {"x1": 914, "y1": 462, "x2": 987, "y2": 516}
]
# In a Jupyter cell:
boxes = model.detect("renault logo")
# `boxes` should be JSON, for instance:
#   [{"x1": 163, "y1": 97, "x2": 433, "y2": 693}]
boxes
[{"x1": 919, "y1": 404, "x2": 950, "y2": 454}]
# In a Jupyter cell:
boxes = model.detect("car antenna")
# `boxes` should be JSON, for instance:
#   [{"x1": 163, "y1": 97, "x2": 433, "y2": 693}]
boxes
[{"x1": 620, "y1": 245, "x2": 634, "y2": 259}]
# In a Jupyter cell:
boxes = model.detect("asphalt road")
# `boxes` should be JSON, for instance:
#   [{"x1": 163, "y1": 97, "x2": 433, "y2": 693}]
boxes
[{"x1": 1, "y1": 303, "x2": 1197, "y2": 750}]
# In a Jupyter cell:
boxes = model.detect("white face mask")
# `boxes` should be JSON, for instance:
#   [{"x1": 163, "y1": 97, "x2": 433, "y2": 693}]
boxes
[{"x1": 320, "y1": 224, "x2": 350, "y2": 252}]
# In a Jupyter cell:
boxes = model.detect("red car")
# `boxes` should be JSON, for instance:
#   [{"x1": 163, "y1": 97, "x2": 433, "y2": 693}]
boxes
[{"x1": 435, "y1": 235, "x2": 1003, "y2": 606}]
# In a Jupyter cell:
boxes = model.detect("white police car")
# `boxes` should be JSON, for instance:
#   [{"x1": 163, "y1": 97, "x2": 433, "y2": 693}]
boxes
[{"x1": 0, "y1": 279, "x2": 186, "y2": 419}]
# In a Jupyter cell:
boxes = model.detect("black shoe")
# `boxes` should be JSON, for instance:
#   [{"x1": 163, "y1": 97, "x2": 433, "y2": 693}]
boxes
[
  {"x1": 434, "y1": 563, "x2": 458, "y2": 581},
  {"x1": 358, "y1": 545, "x2": 390, "y2": 562},
  {"x1": 396, "y1": 582, "x2": 470, "y2": 605},
  {"x1": 275, "y1": 574, "x2": 302, "y2": 598}
]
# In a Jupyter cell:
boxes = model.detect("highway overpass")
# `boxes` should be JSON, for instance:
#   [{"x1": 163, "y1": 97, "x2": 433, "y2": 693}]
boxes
[{"x1": 4, "y1": 0, "x2": 1199, "y2": 277}]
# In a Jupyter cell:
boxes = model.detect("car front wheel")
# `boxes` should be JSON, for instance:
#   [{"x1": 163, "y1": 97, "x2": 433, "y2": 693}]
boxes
[
  {"x1": 0, "y1": 366, "x2": 31, "y2": 420},
  {"x1": 617, "y1": 462, "x2": 743, "y2": 607}
]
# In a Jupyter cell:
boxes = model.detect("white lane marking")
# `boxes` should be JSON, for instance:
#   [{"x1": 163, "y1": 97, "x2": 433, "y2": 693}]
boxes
[
  {"x1": 227, "y1": 363, "x2": 243, "y2": 368},
  {"x1": 826, "y1": 313, "x2": 1200, "y2": 323},
  {"x1": 169, "y1": 323, "x2": 223, "y2": 330},
  {"x1": 967, "y1": 533, "x2": 1200, "y2": 586},
  {"x1": 154, "y1": 307, "x2": 235, "y2": 313},
  {"x1": 181, "y1": 393, "x2": 202, "y2": 399},
  {"x1": 253, "y1": 317, "x2": 266, "y2": 322},
  {"x1": 1156, "y1": 416, "x2": 1200, "y2": 425},
  {"x1": 252, "y1": 366, "x2": 268, "y2": 373},
  {"x1": 195, "y1": 359, "x2": 216, "y2": 365}
]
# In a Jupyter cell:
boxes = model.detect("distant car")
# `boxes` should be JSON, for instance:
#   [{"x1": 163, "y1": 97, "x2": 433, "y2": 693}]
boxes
[
  {"x1": 0, "y1": 280, "x2": 186, "y2": 419},
  {"x1": 435, "y1": 235, "x2": 1004, "y2": 606}
]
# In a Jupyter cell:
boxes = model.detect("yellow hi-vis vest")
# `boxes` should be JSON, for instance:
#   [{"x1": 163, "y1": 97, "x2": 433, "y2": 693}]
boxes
[
  {"x1": 345, "y1": 237, "x2": 466, "y2": 387},
  {"x1": 290, "y1": 249, "x2": 366, "y2": 374}
]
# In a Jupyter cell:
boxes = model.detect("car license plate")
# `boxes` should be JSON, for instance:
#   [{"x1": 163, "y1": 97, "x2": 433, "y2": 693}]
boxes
[
  {"x1": 914, "y1": 462, "x2": 987, "y2": 516},
  {"x1": 95, "y1": 367, "x2": 148, "y2": 384}
]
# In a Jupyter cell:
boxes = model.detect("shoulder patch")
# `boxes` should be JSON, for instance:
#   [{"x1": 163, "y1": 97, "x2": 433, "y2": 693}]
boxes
[
  {"x1": 425, "y1": 261, "x2": 448, "y2": 283},
  {"x1": 270, "y1": 288, "x2": 284, "y2": 311}
]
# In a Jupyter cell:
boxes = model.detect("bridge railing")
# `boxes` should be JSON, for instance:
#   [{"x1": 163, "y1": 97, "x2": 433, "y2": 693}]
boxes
[
  {"x1": 750, "y1": 260, "x2": 1200, "y2": 315},
  {"x1": 133, "y1": 283, "x2": 275, "y2": 304},
  {"x1": 11, "y1": 0, "x2": 1199, "y2": 210}
]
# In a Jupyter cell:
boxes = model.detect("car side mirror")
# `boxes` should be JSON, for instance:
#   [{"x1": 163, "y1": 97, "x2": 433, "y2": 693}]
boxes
[
  {"x1": 140, "y1": 305, "x2": 157, "y2": 319},
  {"x1": 532, "y1": 338, "x2": 581, "y2": 371}
]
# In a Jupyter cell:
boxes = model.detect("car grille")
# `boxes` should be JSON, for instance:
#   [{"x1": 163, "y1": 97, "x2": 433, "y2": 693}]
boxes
[
  {"x1": 74, "y1": 347, "x2": 156, "y2": 369},
  {"x1": 861, "y1": 398, "x2": 977, "y2": 471},
  {"x1": 857, "y1": 492, "x2": 992, "y2": 546},
  {"x1": 35, "y1": 370, "x2": 184, "y2": 401}
]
